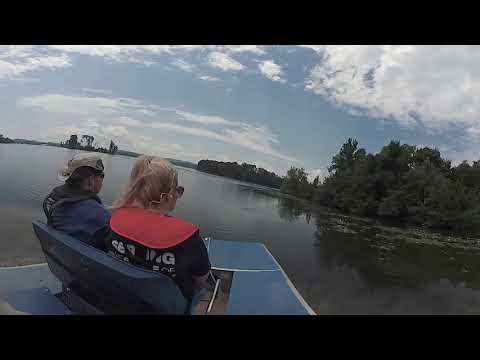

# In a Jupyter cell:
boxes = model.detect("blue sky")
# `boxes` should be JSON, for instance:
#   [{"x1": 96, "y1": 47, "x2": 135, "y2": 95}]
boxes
[{"x1": 0, "y1": 45, "x2": 479, "y2": 179}]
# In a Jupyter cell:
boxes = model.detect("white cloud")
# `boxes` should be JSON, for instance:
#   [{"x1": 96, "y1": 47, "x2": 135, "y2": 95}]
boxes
[
  {"x1": 0, "y1": 46, "x2": 36, "y2": 59},
  {"x1": 207, "y1": 52, "x2": 245, "y2": 72},
  {"x1": 150, "y1": 121, "x2": 296, "y2": 162},
  {"x1": 136, "y1": 109, "x2": 156, "y2": 116},
  {"x1": 48, "y1": 45, "x2": 135, "y2": 57},
  {"x1": 115, "y1": 116, "x2": 144, "y2": 128},
  {"x1": 47, "y1": 45, "x2": 164, "y2": 65},
  {"x1": 85, "y1": 118, "x2": 100, "y2": 128},
  {"x1": 306, "y1": 168, "x2": 325, "y2": 182},
  {"x1": 298, "y1": 45, "x2": 324, "y2": 53},
  {"x1": 197, "y1": 75, "x2": 220, "y2": 82},
  {"x1": 258, "y1": 60, "x2": 286, "y2": 83},
  {"x1": 45, "y1": 121, "x2": 187, "y2": 159},
  {"x1": 18, "y1": 94, "x2": 235, "y2": 127},
  {"x1": 0, "y1": 45, "x2": 267, "y2": 82},
  {"x1": 171, "y1": 59, "x2": 196, "y2": 72},
  {"x1": 303, "y1": 45, "x2": 480, "y2": 133},
  {"x1": 49, "y1": 44, "x2": 264, "y2": 55},
  {"x1": 0, "y1": 46, "x2": 71, "y2": 80},
  {"x1": 82, "y1": 88, "x2": 113, "y2": 95},
  {"x1": 222, "y1": 45, "x2": 265, "y2": 55},
  {"x1": 171, "y1": 60, "x2": 221, "y2": 82},
  {"x1": 46, "y1": 45, "x2": 265, "y2": 65},
  {"x1": 17, "y1": 94, "x2": 144, "y2": 116},
  {"x1": 173, "y1": 110, "x2": 238, "y2": 126},
  {"x1": 47, "y1": 125, "x2": 89, "y2": 140},
  {"x1": 103, "y1": 125, "x2": 131, "y2": 137},
  {"x1": 18, "y1": 93, "x2": 297, "y2": 163}
]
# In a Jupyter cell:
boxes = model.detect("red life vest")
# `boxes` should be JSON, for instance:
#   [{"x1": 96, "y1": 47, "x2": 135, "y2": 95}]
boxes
[{"x1": 110, "y1": 207, "x2": 199, "y2": 249}]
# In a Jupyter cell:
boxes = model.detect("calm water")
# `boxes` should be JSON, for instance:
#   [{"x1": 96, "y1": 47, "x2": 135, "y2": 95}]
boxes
[{"x1": 2, "y1": 143, "x2": 480, "y2": 314}]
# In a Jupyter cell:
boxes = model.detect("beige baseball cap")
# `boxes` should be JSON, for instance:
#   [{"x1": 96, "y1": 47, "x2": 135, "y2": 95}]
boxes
[{"x1": 58, "y1": 152, "x2": 105, "y2": 182}]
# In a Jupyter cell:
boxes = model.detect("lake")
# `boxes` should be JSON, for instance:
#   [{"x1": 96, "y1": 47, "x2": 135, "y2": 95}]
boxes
[{"x1": 2, "y1": 143, "x2": 480, "y2": 314}]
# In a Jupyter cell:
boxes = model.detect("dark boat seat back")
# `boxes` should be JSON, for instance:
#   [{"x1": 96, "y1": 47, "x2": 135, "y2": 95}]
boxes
[{"x1": 32, "y1": 221, "x2": 188, "y2": 314}]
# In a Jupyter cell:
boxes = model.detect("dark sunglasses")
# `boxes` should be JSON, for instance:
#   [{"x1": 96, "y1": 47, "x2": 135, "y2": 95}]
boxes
[
  {"x1": 175, "y1": 186, "x2": 184, "y2": 197},
  {"x1": 157, "y1": 186, "x2": 184, "y2": 202}
]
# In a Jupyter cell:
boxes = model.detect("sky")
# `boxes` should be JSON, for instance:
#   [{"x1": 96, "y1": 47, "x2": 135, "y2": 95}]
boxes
[{"x1": 0, "y1": 45, "x2": 479, "y2": 180}]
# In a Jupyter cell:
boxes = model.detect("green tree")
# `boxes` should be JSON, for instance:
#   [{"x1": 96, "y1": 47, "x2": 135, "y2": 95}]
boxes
[
  {"x1": 109, "y1": 140, "x2": 118, "y2": 154},
  {"x1": 280, "y1": 167, "x2": 311, "y2": 198},
  {"x1": 67, "y1": 134, "x2": 79, "y2": 149},
  {"x1": 328, "y1": 138, "x2": 366, "y2": 175}
]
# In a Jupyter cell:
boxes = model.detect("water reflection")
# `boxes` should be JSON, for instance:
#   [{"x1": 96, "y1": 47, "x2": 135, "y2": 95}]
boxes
[
  {"x1": 3, "y1": 144, "x2": 480, "y2": 313},
  {"x1": 274, "y1": 196, "x2": 480, "y2": 313},
  {"x1": 277, "y1": 196, "x2": 313, "y2": 224}
]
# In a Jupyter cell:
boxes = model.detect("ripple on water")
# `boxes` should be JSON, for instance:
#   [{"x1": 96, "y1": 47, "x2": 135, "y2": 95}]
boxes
[{"x1": 26, "y1": 186, "x2": 46, "y2": 202}]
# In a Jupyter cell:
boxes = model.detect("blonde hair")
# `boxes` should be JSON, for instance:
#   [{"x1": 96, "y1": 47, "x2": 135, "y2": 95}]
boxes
[{"x1": 112, "y1": 155, "x2": 178, "y2": 210}]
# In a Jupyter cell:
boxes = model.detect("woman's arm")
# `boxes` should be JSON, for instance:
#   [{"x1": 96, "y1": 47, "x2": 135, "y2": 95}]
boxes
[{"x1": 187, "y1": 231, "x2": 212, "y2": 289}]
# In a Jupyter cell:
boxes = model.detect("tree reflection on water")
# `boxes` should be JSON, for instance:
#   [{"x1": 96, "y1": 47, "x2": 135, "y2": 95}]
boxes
[
  {"x1": 277, "y1": 194, "x2": 480, "y2": 290},
  {"x1": 276, "y1": 196, "x2": 480, "y2": 314}
]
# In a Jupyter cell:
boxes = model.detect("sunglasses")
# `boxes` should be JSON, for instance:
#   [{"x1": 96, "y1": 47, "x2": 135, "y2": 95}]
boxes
[
  {"x1": 153, "y1": 186, "x2": 184, "y2": 205},
  {"x1": 175, "y1": 186, "x2": 184, "y2": 197}
]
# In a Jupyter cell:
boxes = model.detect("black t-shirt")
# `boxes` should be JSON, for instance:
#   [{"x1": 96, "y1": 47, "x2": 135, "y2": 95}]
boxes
[{"x1": 104, "y1": 229, "x2": 211, "y2": 299}]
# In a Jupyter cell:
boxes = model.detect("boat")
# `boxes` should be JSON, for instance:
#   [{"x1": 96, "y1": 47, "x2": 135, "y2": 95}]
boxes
[{"x1": 0, "y1": 221, "x2": 315, "y2": 315}]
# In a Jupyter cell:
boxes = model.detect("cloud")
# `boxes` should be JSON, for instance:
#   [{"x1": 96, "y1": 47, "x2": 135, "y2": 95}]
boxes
[
  {"x1": 197, "y1": 75, "x2": 220, "y2": 82},
  {"x1": 171, "y1": 60, "x2": 221, "y2": 82},
  {"x1": 298, "y1": 45, "x2": 324, "y2": 53},
  {"x1": 82, "y1": 88, "x2": 113, "y2": 95},
  {"x1": 47, "y1": 45, "x2": 167, "y2": 65},
  {"x1": 171, "y1": 59, "x2": 196, "y2": 72},
  {"x1": 150, "y1": 121, "x2": 297, "y2": 162},
  {"x1": 258, "y1": 60, "x2": 287, "y2": 83},
  {"x1": 17, "y1": 93, "x2": 145, "y2": 116},
  {"x1": 136, "y1": 109, "x2": 156, "y2": 116},
  {"x1": 18, "y1": 94, "x2": 236, "y2": 127},
  {"x1": 0, "y1": 46, "x2": 71, "y2": 80},
  {"x1": 207, "y1": 52, "x2": 245, "y2": 72},
  {"x1": 0, "y1": 45, "x2": 267, "y2": 82},
  {"x1": 0, "y1": 46, "x2": 36, "y2": 59},
  {"x1": 18, "y1": 93, "x2": 297, "y2": 163},
  {"x1": 49, "y1": 44, "x2": 264, "y2": 55},
  {"x1": 306, "y1": 168, "x2": 325, "y2": 182},
  {"x1": 45, "y1": 122, "x2": 187, "y2": 159},
  {"x1": 45, "y1": 45, "x2": 265, "y2": 65},
  {"x1": 115, "y1": 116, "x2": 144, "y2": 128},
  {"x1": 303, "y1": 45, "x2": 480, "y2": 133},
  {"x1": 172, "y1": 110, "x2": 238, "y2": 126},
  {"x1": 222, "y1": 45, "x2": 265, "y2": 55}
]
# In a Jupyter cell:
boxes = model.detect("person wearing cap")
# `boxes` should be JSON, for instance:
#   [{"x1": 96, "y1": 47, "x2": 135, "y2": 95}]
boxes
[{"x1": 43, "y1": 152, "x2": 111, "y2": 248}]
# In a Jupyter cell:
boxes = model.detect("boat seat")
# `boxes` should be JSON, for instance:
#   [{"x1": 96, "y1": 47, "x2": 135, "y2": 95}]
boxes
[{"x1": 32, "y1": 220, "x2": 200, "y2": 314}]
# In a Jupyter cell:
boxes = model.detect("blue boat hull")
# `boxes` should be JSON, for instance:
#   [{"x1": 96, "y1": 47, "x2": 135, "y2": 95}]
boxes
[{"x1": 1, "y1": 237, "x2": 315, "y2": 315}]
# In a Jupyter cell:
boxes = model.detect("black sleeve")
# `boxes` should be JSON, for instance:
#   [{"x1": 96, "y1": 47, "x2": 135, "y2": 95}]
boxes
[
  {"x1": 91, "y1": 225, "x2": 110, "y2": 251},
  {"x1": 185, "y1": 231, "x2": 211, "y2": 276}
]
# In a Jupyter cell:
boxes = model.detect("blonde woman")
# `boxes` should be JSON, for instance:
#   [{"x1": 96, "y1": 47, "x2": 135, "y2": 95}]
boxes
[{"x1": 104, "y1": 156, "x2": 211, "y2": 300}]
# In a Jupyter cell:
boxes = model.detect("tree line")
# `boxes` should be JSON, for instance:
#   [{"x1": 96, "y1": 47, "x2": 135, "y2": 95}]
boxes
[
  {"x1": 0, "y1": 134, "x2": 14, "y2": 144},
  {"x1": 60, "y1": 134, "x2": 119, "y2": 155},
  {"x1": 281, "y1": 138, "x2": 480, "y2": 233},
  {"x1": 197, "y1": 160, "x2": 283, "y2": 188}
]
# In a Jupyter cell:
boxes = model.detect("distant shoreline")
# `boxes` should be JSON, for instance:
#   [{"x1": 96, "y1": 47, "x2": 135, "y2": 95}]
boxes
[{"x1": 0, "y1": 140, "x2": 198, "y2": 170}]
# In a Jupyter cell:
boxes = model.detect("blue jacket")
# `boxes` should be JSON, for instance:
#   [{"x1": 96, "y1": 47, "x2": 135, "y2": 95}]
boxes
[{"x1": 43, "y1": 184, "x2": 111, "y2": 247}]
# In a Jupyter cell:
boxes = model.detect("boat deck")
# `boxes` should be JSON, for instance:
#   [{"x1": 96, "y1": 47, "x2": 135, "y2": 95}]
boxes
[{"x1": 1, "y1": 239, "x2": 315, "y2": 315}]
